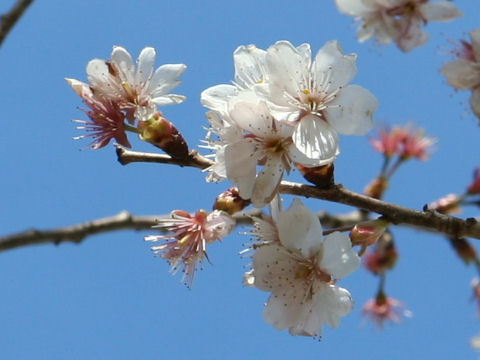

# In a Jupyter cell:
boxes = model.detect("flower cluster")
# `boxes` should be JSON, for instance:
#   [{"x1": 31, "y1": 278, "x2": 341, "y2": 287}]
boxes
[
  {"x1": 335, "y1": 0, "x2": 462, "y2": 52},
  {"x1": 145, "y1": 209, "x2": 235, "y2": 288},
  {"x1": 370, "y1": 124, "x2": 436, "y2": 161},
  {"x1": 66, "y1": 46, "x2": 187, "y2": 153},
  {"x1": 202, "y1": 40, "x2": 378, "y2": 207},
  {"x1": 244, "y1": 198, "x2": 360, "y2": 338},
  {"x1": 441, "y1": 30, "x2": 480, "y2": 121}
]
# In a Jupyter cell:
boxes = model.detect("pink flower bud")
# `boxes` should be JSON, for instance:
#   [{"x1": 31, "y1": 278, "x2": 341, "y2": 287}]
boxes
[
  {"x1": 350, "y1": 219, "x2": 389, "y2": 247},
  {"x1": 213, "y1": 187, "x2": 250, "y2": 215}
]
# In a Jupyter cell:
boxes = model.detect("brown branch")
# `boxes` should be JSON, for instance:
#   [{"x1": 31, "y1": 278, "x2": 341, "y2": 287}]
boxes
[
  {"x1": 115, "y1": 144, "x2": 214, "y2": 169},
  {"x1": 116, "y1": 147, "x2": 480, "y2": 239},
  {"x1": 279, "y1": 182, "x2": 480, "y2": 239},
  {"x1": 0, "y1": 0, "x2": 33, "y2": 47},
  {"x1": 0, "y1": 211, "x2": 159, "y2": 252},
  {"x1": 0, "y1": 207, "x2": 363, "y2": 253}
]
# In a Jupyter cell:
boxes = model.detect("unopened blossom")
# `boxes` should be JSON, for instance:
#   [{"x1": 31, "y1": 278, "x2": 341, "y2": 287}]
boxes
[
  {"x1": 363, "y1": 293, "x2": 411, "y2": 327},
  {"x1": 350, "y1": 219, "x2": 389, "y2": 247},
  {"x1": 246, "y1": 199, "x2": 360, "y2": 338},
  {"x1": 145, "y1": 209, "x2": 235, "y2": 288},
  {"x1": 265, "y1": 40, "x2": 377, "y2": 161},
  {"x1": 65, "y1": 78, "x2": 130, "y2": 149},
  {"x1": 441, "y1": 30, "x2": 480, "y2": 120},
  {"x1": 364, "y1": 235, "x2": 398, "y2": 275},
  {"x1": 86, "y1": 46, "x2": 186, "y2": 121},
  {"x1": 427, "y1": 193, "x2": 461, "y2": 214},
  {"x1": 336, "y1": 0, "x2": 462, "y2": 52},
  {"x1": 472, "y1": 278, "x2": 480, "y2": 314},
  {"x1": 467, "y1": 168, "x2": 480, "y2": 195}
]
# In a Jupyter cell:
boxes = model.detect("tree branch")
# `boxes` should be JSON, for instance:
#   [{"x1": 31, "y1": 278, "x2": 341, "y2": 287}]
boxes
[
  {"x1": 0, "y1": 0, "x2": 33, "y2": 47},
  {"x1": 0, "y1": 208, "x2": 363, "y2": 253},
  {"x1": 115, "y1": 147, "x2": 480, "y2": 240}
]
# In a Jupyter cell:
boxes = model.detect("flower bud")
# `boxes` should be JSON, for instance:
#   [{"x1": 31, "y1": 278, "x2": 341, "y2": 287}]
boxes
[
  {"x1": 467, "y1": 168, "x2": 480, "y2": 195},
  {"x1": 138, "y1": 112, "x2": 189, "y2": 159},
  {"x1": 364, "y1": 176, "x2": 388, "y2": 199},
  {"x1": 295, "y1": 163, "x2": 334, "y2": 188},
  {"x1": 213, "y1": 187, "x2": 250, "y2": 215},
  {"x1": 448, "y1": 238, "x2": 477, "y2": 265},
  {"x1": 427, "y1": 193, "x2": 461, "y2": 214},
  {"x1": 364, "y1": 234, "x2": 398, "y2": 275},
  {"x1": 350, "y1": 219, "x2": 389, "y2": 247}
]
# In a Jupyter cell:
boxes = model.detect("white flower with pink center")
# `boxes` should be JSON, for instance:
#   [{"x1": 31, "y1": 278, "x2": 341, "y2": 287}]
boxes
[
  {"x1": 441, "y1": 30, "x2": 480, "y2": 120},
  {"x1": 145, "y1": 209, "x2": 235, "y2": 288},
  {"x1": 265, "y1": 40, "x2": 378, "y2": 162},
  {"x1": 246, "y1": 199, "x2": 360, "y2": 338},
  {"x1": 336, "y1": 0, "x2": 462, "y2": 52},
  {"x1": 86, "y1": 46, "x2": 186, "y2": 121}
]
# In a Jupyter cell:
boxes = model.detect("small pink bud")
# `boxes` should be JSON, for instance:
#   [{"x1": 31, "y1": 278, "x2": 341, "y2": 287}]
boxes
[
  {"x1": 427, "y1": 193, "x2": 461, "y2": 214},
  {"x1": 350, "y1": 219, "x2": 389, "y2": 247},
  {"x1": 364, "y1": 235, "x2": 398, "y2": 275},
  {"x1": 138, "y1": 112, "x2": 189, "y2": 159}
]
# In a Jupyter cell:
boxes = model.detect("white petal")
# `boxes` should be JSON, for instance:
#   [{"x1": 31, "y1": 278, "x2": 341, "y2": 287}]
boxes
[
  {"x1": 312, "y1": 284, "x2": 353, "y2": 328},
  {"x1": 201, "y1": 84, "x2": 238, "y2": 111},
  {"x1": 313, "y1": 40, "x2": 357, "y2": 91},
  {"x1": 136, "y1": 47, "x2": 156, "y2": 85},
  {"x1": 419, "y1": 2, "x2": 462, "y2": 22},
  {"x1": 318, "y1": 232, "x2": 360, "y2": 279},
  {"x1": 396, "y1": 17, "x2": 428, "y2": 52},
  {"x1": 470, "y1": 89, "x2": 480, "y2": 120},
  {"x1": 335, "y1": 0, "x2": 375, "y2": 15},
  {"x1": 441, "y1": 59, "x2": 480, "y2": 90},
  {"x1": 111, "y1": 46, "x2": 135, "y2": 83},
  {"x1": 224, "y1": 139, "x2": 258, "y2": 199},
  {"x1": 233, "y1": 45, "x2": 267, "y2": 89},
  {"x1": 149, "y1": 63, "x2": 187, "y2": 95},
  {"x1": 86, "y1": 59, "x2": 110, "y2": 85},
  {"x1": 325, "y1": 85, "x2": 377, "y2": 135},
  {"x1": 229, "y1": 97, "x2": 279, "y2": 137},
  {"x1": 251, "y1": 156, "x2": 284, "y2": 208},
  {"x1": 470, "y1": 30, "x2": 480, "y2": 61},
  {"x1": 266, "y1": 41, "x2": 310, "y2": 105},
  {"x1": 287, "y1": 143, "x2": 331, "y2": 167},
  {"x1": 277, "y1": 198, "x2": 323, "y2": 257},
  {"x1": 292, "y1": 114, "x2": 339, "y2": 161},
  {"x1": 151, "y1": 94, "x2": 186, "y2": 106},
  {"x1": 263, "y1": 288, "x2": 311, "y2": 331}
]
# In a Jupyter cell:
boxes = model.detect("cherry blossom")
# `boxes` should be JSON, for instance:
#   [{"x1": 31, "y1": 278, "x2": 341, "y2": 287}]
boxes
[
  {"x1": 145, "y1": 209, "x2": 235, "y2": 288},
  {"x1": 85, "y1": 46, "x2": 187, "y2": 121},
  {"x1": 336, "y1": 0, "x2": 462, "y2": 52},
  {"x1": 245, "y1": 199, "x2": 360, "y2": 338},
  {"x1": 65, "y1": 78, "x2": 130, "y2": 149},
  {"x1": 204, "y1": 92, "x2": 329, "y2": 207},
  {"x1": 363, "y1": 293, "x2": 411, "y2": 327},
  {"x1": 441, "y1": 30, "x2": 480, "y2": 120},
  {"x1": 265, "y1": 40, "x2": 377, "y2": 161}
]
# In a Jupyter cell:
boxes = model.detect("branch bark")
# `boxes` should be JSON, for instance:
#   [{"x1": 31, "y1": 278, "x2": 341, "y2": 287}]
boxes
[
  {"x1": 116, "y1": 146, "x2": 480, "y2": 240},
  {"x1": 0, "y1": 0, "x2": 33, "y2": 47}
]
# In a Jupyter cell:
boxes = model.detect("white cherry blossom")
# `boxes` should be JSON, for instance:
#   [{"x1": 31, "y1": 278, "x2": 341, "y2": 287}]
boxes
[
  {"x1": 206, "y1": 92, "x2": 328, "y2": 208},
  {"x1": 246, "y1": 199, "x2": 360, "y2": 337},
  {"x1": 265, "y1": 40, "x2": 377, "y2": 161},
  {"x1": 441, "y1": 30, "x2": 480, "y2": 120},
  {"x1": 86, "y1": 46, "x2": 186, "y2": 121},
  {"x1": 335, "y1": 0, "x2": 462, "y2": 52}
]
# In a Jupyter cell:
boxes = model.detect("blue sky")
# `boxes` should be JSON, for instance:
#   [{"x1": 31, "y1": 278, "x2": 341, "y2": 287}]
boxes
[{"x1": 1, "y1": 0, "x2": 480, "y2": 359}]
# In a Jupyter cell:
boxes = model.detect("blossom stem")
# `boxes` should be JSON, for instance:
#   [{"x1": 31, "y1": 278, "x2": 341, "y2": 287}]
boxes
[{"x1": 124, "y1": 124, "x2": 140, "y2": 134}]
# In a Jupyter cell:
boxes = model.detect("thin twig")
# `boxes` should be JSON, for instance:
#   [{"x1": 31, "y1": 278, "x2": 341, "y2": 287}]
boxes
[{"x1": 0, "y1": 0, "x2": 33, "y2": 47}]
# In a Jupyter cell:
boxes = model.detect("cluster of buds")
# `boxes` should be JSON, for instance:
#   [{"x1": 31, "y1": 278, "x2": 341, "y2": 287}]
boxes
[{"x1": 66, "y1": 46, "x2": 188, "y2": 157}]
